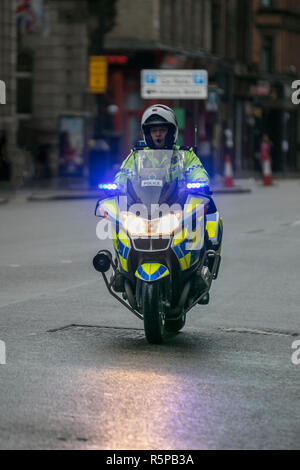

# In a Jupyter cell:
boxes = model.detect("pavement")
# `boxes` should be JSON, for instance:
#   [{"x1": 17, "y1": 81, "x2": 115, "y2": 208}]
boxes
[
  {"x1": 0, "y1": 178, "x2": 256, "y2": 203},
  {"x1": 27, "y1": 189, "x2": 101, "y2": 202}
]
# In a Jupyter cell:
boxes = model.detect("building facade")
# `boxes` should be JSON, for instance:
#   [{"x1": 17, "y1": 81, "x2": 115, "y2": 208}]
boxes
[
  {"x1": 104, "y1": 0, "x2": 221, "y2": 175},
  {"x1": 0, "y1": 0, "x2": 17, "y2": 184},
  {"x1": 1, "y1": 0, "x2": 300, "y2": 185},
  {"x1": 1, "y1": 0, "x2": 93, "y2": 184},
  {"x1": 215, "y1": 0, "x2": 300, "y2": 174},
  {"x1": 249, "y1": 0, "x2": 300, "y2": 172},
  {"x1": 17, "y1": 0, "x2": 93, "y2": 179},
  {"x1": 104, "y1": 0, "x2": 300, "y2": 176}
]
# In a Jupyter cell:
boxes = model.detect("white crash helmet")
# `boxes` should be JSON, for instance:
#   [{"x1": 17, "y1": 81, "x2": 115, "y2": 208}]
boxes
[{"x1": 141, "y1": 104, "x2": 178, "y2": 148}]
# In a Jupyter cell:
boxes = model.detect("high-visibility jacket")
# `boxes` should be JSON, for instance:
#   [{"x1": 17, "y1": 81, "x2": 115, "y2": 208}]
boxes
[{"x1": 114, "y1": 145, "x2": 209, "y2": 189}]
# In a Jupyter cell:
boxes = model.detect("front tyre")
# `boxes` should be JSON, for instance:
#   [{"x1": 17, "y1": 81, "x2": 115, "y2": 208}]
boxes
[
  {"x1": 141, "y1": 281, "x2": 166, "y2": 344},
  {"x1": 165, "y1": 313, "x2": 186, "y2": 333}
]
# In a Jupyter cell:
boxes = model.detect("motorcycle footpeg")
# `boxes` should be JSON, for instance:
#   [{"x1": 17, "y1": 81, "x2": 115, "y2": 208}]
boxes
[
  {"x1": 212, "y1": 255, "x2": 221, "y2": 280},
  {"x1": 201, "y1": 266, "x2": 211, "y2": 284},
  {"x1": 205, "y1": 252, "x2": 221, "y2": 280}
]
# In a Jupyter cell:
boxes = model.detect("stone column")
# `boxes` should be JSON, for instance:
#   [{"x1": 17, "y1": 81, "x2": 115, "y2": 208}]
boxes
[
  {"x1": 31, "y1": 0, "x2": 90, "y2": 177},
  {"x1": 0, "y1": 0, "x2": 17, "y2": 186}
]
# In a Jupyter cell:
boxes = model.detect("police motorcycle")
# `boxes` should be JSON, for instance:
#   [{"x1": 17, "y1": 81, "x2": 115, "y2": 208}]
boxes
[{"x1": 93, "y1": 149, "x2": 222, "y2": 344}]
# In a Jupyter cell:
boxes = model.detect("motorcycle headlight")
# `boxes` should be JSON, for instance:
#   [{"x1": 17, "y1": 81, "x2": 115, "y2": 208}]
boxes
[
  {"x1": 150, "y1": 212, "x2": 182, "y2": 236},
  {"x1": 120, "y1": 212, "x2": 149, "y2": 237},
  {"x1": 120, "y1": 211, "x2": 182, "y2": 237}
]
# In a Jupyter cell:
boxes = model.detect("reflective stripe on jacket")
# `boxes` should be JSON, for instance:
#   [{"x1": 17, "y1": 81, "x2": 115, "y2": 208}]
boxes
[{"x1": 114, "y1": 145, "x2": 209, "y2": 189}]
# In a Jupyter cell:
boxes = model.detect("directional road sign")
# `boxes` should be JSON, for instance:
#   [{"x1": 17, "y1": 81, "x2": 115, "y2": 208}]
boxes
[{"x1": 141, "y1": 70, "x2": 208, "y2": 100}]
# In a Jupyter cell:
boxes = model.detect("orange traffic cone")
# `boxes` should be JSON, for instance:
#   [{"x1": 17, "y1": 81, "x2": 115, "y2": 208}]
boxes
[
  {"x1": 224, "y1": 155, "x2": 234, "y2": 188},
  {"x1": 262, "y1": 153, "x2": 273, "y2": 186}
]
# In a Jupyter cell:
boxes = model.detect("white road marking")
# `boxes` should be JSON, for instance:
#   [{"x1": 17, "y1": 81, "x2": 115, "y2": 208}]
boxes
[
  {"x1": 0, "y1": 279, "x2": 98, "y2": 309},
  {"x1": 9, "y1": 264, "x2": 21, "y2": 268},
  {"x1": 291, "y1": 220, "x2": 300, "y2": 227},
  {"x1": 223, "y1": 327, "x2": 294, "y2": 337}
]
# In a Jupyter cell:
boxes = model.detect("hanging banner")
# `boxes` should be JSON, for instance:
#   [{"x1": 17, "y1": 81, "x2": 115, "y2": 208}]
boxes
[
  {"x1": 16, "y1": 0, "x2": 35, "y2": 35},
  {"x1": 16, "y1": 0, "x2": 49, "y2": 36}
]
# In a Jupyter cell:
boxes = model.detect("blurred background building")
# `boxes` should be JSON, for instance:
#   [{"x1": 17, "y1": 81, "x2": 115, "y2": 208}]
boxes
[
  {"x1": 0, "y1": 0, "x2": 300, "y2": 187},
  {"x1": 0, "y1": 0, "x2": 17, "y2": 184}
]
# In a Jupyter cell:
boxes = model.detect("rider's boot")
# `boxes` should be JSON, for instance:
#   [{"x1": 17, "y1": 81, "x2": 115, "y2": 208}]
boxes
[
  {"x1": 111, "y1": 269, "x2": 125, "y2": 293},
  {"x1": 198, "y1": 292, "x2": 210, "y2": 305}
]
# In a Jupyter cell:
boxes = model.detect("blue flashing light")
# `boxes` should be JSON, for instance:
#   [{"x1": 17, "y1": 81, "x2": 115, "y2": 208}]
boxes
[
  {"x1": 98, "y1": 183, "x2": 118, "y2": 190},
  {"x1": 187, "y1": 182, "x2": 208, "y2": 190}
]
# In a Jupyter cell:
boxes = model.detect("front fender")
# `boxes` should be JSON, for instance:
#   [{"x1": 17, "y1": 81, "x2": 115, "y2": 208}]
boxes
[{"x1": 135, "y1": 263, "x2": 170, "y2": 282}]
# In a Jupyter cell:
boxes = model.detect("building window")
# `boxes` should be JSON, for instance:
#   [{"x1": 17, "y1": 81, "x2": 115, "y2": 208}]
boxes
[
  {"x1": 17, "y1": 77, "x2": 33, "y2": 114},
  {"x1": 261, "y1": 36, "x2": 273, "y2": 73},
  {"x1": 66, "y1": 94, "x2": 72, "y2": 109},
  {"x1": 17, "y1": 50, "x2": 33, "y2": 115},
  {"x1": 261, "y1": 0, "x2": 272, "y2": 6},
  {"x1": 211, "y1": 0, "x2": 221, "y2": 55}
]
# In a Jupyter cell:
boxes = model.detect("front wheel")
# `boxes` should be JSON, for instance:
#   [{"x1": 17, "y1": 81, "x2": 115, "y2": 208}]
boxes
[
  {"x1": 165, "y1": 313, "x2": 186, "y2": 333},
  {"x1": 141, "y1": 281, "x2": 166, "y2": 344}
]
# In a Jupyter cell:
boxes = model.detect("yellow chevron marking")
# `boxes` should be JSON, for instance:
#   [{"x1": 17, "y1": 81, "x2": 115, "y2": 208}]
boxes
[{"x1": 206, "y1": 220, "x2": 217, "y2": 239}]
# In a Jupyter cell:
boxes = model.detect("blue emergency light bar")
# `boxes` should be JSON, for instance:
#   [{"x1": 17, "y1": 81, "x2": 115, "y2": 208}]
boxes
[
  {"x1": 98, "y1": 183, "x2": 118, "y2": 190},
  {"x1": 186, "y1": 182, "x2": 208, "y2": 189}
]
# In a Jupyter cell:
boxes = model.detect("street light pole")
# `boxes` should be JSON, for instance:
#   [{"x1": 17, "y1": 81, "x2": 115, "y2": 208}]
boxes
[{"x1": 95, "y1": 0, "x2": 105, "y2": 139}]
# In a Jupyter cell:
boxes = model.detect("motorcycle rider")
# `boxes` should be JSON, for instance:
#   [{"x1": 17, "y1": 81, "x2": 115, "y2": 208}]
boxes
[
  {"x1": 115, "y1": 104, "x2": 210, "y2": 189},
  {"x1": 114, "y1": 104, "x2": 222, "y2": 303}
]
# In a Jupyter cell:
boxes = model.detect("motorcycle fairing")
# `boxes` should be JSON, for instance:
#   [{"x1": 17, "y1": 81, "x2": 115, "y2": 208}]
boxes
[
  {"x1": 118, "y1": 231, "x2": 130, "y2": 271},
  {"x1": 173, "y1": 227, "x2": 189, "y2": 246},
  {"x1": 185, "y1": 195, "x2": 206, "y2": 214},
  {"x1": 171, "y1": 194, "x2": 205, "y2": 271},
  {"x1": 172, "y1": 241, "x2": 201, "y2": 271},
  {"x1": 206, "y1": 212, "x2": 223, "y2": 246},
  {"x1": 99, "y1": 198, "x2": 119, "y2": 223},
  {"x1": 97, "y1": 197, "x2": 130, "y2": 271},
  {"x1": 135, "y1": 263, "x2": 170, "y2": 282},
  {"x1": 112, "y1": 228, "x2": 130, "y2": 272}
]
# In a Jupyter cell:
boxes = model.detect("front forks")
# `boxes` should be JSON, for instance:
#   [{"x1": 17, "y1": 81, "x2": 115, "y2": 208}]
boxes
[
  {"x1": 167, "y1": 250, "x2": 221, "y2": 321},
  {"x1": 95, "y1": 249, "x2": 221, "y2": 323}
]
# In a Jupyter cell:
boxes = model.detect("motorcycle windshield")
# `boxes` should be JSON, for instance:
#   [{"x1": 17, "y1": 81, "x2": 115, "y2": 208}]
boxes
[
  {"x1": 130, "y1": 150, "x2": 179, "y2": 207},
  {"x1": 135, "y1": 149, "x2": 175, "y2": 174}
]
